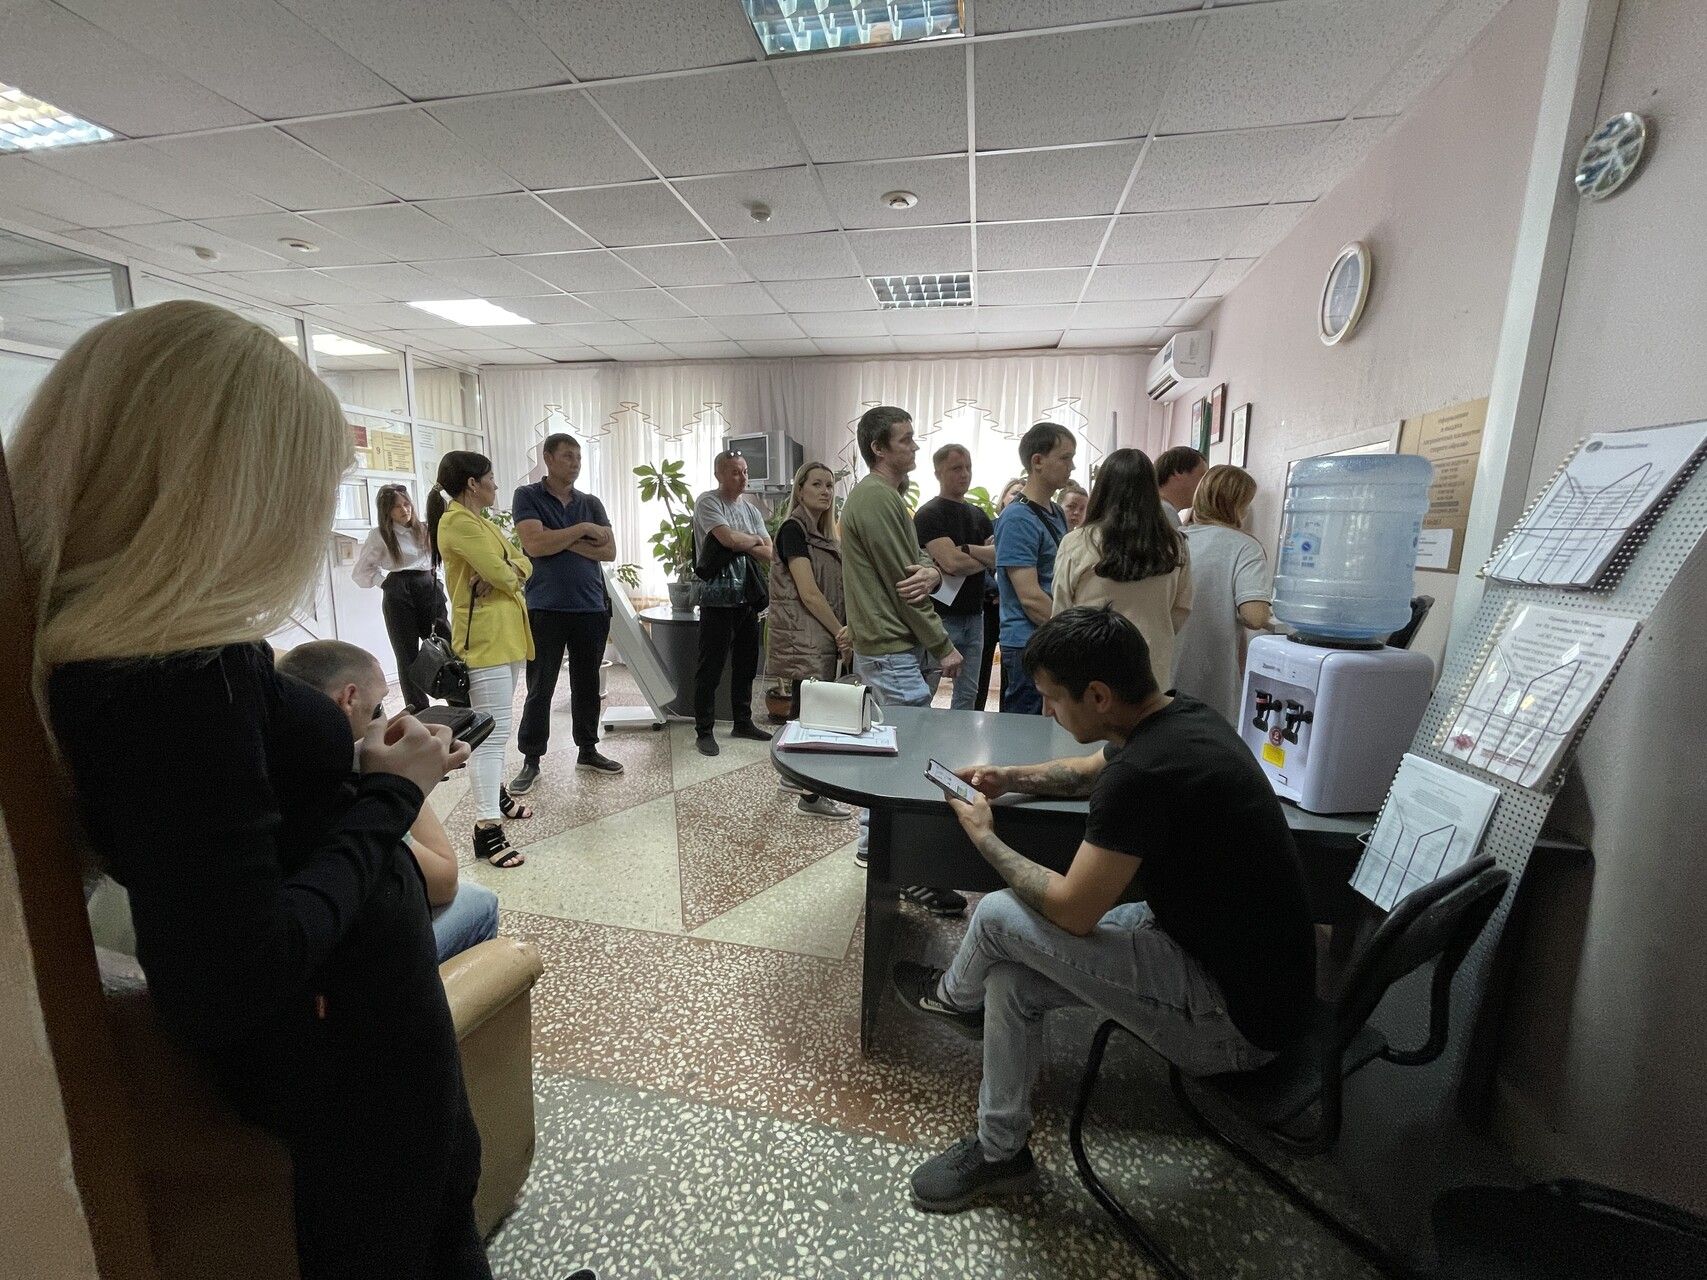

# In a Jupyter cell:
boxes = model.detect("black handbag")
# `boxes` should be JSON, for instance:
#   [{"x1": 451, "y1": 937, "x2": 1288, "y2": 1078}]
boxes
[{"x1": 407, "y1": 581, "x2": 475, "y2": 707}]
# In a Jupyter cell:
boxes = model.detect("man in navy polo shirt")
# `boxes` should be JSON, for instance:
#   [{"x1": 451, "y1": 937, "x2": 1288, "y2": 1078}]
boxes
[{"x1": 510, "y1": 432, "x2": 623, "y2": 790}]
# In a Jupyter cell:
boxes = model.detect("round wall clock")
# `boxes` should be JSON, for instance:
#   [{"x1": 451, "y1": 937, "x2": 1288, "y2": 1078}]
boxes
[
  {"x1": 1319, "y1": 241, "x2": 1372, "y2": 346},
  {"x1": 1574, "y1": 112, "x2": 1648, "y2": 201}
]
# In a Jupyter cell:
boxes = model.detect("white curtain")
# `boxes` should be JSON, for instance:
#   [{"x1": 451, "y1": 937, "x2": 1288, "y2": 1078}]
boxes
[{"x1": 481, "y1": 351, "x2": 1163, "y2": 599}]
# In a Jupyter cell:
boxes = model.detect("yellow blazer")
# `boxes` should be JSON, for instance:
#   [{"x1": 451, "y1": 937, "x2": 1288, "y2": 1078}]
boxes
[{"x1": 436, "y1": 503, "x2": 535, "y2": 667}]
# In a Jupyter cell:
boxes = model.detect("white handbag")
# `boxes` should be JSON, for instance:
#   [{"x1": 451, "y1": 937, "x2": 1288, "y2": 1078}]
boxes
[{"x1": 798, "y1": 677, "x2": 884, "y2": 734}]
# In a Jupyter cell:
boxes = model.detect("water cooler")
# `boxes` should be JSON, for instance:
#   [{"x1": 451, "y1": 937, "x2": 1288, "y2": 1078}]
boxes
[{"x1": 1243, "y1": 453, "x2": 1436, "y2": 814}]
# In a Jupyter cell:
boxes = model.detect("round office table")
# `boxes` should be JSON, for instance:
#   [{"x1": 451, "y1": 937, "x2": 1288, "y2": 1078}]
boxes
[{"x1": 639, "y1": 604, "x2": 735, "y2": 722}]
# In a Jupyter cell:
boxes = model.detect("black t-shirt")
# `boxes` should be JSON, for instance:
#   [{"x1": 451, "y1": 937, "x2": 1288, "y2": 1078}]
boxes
[
  {"x1": 913, "y1": 496, "x2": 994, "y2": 615},
  {"x1": 1085, "y1": 695, "x2": 1316, "y2": 1050},
  {"x1": 775, "y1": 520, "x2": 809, "y2": 565}
]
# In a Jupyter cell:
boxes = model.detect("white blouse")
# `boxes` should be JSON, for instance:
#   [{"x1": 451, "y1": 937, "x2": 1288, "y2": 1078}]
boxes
[{"x1": 352, "y1": 524, "x2": 432, "y2": 587}]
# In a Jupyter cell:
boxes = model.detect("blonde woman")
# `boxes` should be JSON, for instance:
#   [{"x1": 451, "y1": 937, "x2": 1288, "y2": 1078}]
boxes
[
  {"x1": 426, "y1": 451, "x2": 535, "y2": 870},
  {"x1": 1171, "y1": 465, "x2": 1274, "y2": 725},
  {"x1": 766, "y1": 461, "x2": 852, "y2": 821},
  {"x1": 352, "y1": 482, "x2": 450, "y2": 712},
  {"x1": 12, "y1": 302, "x2": 506, "y2": 1279}
]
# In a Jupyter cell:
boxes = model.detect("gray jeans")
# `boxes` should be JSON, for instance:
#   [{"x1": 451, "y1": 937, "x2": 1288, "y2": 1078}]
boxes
[
  {"x1": 852, "y1": 647, "x2": 933, "y2": 860},
  {"x1": 940, "y1": 889, "x2": 1273, "y2": 1159},
  {"x1": 923, "y1": 611, "x2": 985, "y2": 711}
]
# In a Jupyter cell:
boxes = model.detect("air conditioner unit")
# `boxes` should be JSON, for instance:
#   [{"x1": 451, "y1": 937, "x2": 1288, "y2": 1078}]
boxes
[{"x1": 1145, "y1": 330, "x2": 1211, "y2": 401}]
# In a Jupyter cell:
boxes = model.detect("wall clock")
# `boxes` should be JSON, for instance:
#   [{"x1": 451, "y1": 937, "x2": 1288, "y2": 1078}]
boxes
[
  {"x1": 1574, "y1": 112, "x2": 1648, "y2": 201},
  {"x1": 1319, "y1": 241, "x2": 1372, "y2": 346}
]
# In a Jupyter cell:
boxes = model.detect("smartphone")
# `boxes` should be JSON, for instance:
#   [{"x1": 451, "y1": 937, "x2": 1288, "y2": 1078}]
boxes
[
  {"x1": 416, "y1": 706, "x2": 496, "y2": 754},
  {"x1": 925, "y1": 757, "x2": 980, "y2": 805}
]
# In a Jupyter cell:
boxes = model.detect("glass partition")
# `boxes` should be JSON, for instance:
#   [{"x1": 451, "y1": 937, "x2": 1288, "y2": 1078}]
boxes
[
  {"x1": 413, "y1": 422, "x2": 484, "y2": 504},
  {"x1": 0, "y1": 348, "x2": 52, "y2": 445},
  {"x1": 310, "y1": 326, "x2": 407, "y2": 415},
  {"x1": 0, "y1": 228, "x2": 126, "y2": 349},
  {"x1": 131, "y1": 274, "x2": 304, "y2": 358},
  {"x1": 412, "y1": 360, "x2": 478, "y2": 429}
]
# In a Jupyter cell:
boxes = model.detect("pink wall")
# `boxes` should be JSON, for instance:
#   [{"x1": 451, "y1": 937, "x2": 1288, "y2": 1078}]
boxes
[{"x1": 1176, "y1": 0, "x2": 1558, "y2": 666}]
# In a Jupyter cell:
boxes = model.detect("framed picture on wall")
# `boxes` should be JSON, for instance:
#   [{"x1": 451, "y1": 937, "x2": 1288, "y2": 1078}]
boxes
[
  {"x1": 1189, "y1": 396, "x2": 1207, "y2": 452},
  {"x1": 1230, "y1": 402, "x2": 1251, "y2": 468},
  {"x1": 1209, "y1": 383, "x2": 1227, "y2": 444}
]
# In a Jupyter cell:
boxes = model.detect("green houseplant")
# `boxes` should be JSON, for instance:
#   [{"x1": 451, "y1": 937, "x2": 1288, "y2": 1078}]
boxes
[{"x1": 634, "y1": 459, "x2": 698, "y2": 612}]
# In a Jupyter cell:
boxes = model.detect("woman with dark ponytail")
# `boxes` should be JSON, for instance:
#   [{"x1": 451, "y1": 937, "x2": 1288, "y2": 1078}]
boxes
[
  {"x1": 353, "y1": 483, "x2": 450, "y2": 712},
  {"x1": 427, "y1": 452, "x2": 535, "y2": 869}
]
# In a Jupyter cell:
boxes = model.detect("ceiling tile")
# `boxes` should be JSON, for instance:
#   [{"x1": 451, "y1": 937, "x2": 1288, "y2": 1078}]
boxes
[
  {"x1": 311, "y1": 263, "x2": 449, "y2": 301},
  {"x1": 508, "y1": 0, "x2": 759, "y2": 80},
  {"x1": 1194, "y1": 258, "x2": 1257, "y2": 297},
  {"x1": 213, "y1": 269, "x2": 323, "y2": 304},
  {"x1": 477, "y1": 349, "x2": 552, "y2": 365},
  {"x1": 523, "y1": 344, "x2": 606, "y2": 362},
  {"x1": 538, "y1": 183, "x2": 709, "y2": 247},
  {"x1": 526, "y1": 321, "x2": 640, "y2": 345},
  {"x1": 728, "y1": 233, "x2": 861, "y2": 282},
  {"x1": 420, "y1": 256, "x2": 563, "y2": 298},
  {"x1": 304, "y1": 301, "x2": 427, "y2": 330},
  {"x1": 1275, "y1": 119, "x2": 1395, "y2": 202},
  {"x1": 883, "y1": 309, "x2": 977, "y2": 336},
  {"x1": 412, "y1": 328, "x2": 516, "y2": 350},
  {"x1": 674, "y1": 167, "x2": 837, "y2": 239},
  {"x1": 1160, "y1": 0, "x2": 1445, "y2": 133},
  {"x1": 591, "y1": 66, "x2": 803, "y2": 178},
  {"x1": 1229, "y1": 202, "x2": 1312, "y2": 257},
  {"x1": 150, "y1": 129, "x2": 393, "y2": 211},
  {"x1": 893, "y1": 334, "x2": 979, "y2": 353},
  {"x1": 793, "y1": 311, "x2": 887, "y2": 338},
  {"x1": 286, "y1": 111, "x2": 520, "y2": 201},
  {"x1": 814, "y1": 336, "x2": 899, "y2": 355},
  {"x1": 257, "y1": 270, "x2": 384, "y2": 305},
  {"x1": 975, "y1": 0, "x2": 1194, "y2": 34},
  {"x1": 104, "y1": 221, "x2": 290, "y2": 272},
  {"x1": 1059, "y1": 328, "x2": 1158, "y2": 348},
  {"x1": 576, "y1": 288, "x2": 693, "y2": 320},
  {"x1": 977, "y1": 331, "x2": 1062, "y2": 351},
  {"x1": 627, "y1": 317, "x2": 723, "y2": 343},
  {"x1": 276, "y1": 0, "x2": 569, "y2": 97},
  {"x1": 615, "y1": 243, "x2": 748, "y2": 287},
  {"x1": 976, "y1": 218, "x2": 1109, "y2": 270},
  {"x1": 490, "y1": 295, "x2": 608, "y2": 325},
  {"x1": 416, "y1": 195, "x2": 596, "y2": 256},
  {"x1": 978, "y1": 305, "x2": 1077, "y2": 333},
  {"x1": 708, "y1": 314, "x2": 805, "y2": 341},
  {"x1": 1125, "y1": 125, "x2": 1335, "y2": 212},
  {"x1": 817, "y1": 156, "x2": 971, "y2": 230},
  {"x1": 508, "y1": 250, "x2": 650, "y2": 292},
  {"x1": 975, "y1": 269, "x2": 1089, "y2": 306},
  {"x1": 669, "y1": 283, "x2": 782, "y2": 317},
  {"x1": 198, "y1": 211, "x2": 388, "y2": 266},
  {"x1": 848, "y1": 226, "x2": 973, "y2": 275},
  {"x1": 1363, "y1": 0, "x2": 1508, "y2": 116},
  {"x1": 29, "y1": 144, "x2": 274, "y2": 220},
  {"x1": 388, "y1": 329, "x2": 461, "y2": 349},
  {"x1": 1072, "y1": 299, "x2": 1180, "y2": 327},
  {"x1": 0, "y1": 157, "x2": 169, "y2": 229},
  {"x1": 739, "y1": 340, "x2": 819, "y2": 358},
  {"x1": 593, "y1": 342, "x2": 676, "y2": 361},
  {"x1": 52, "y1": 0, "x2": 404, "y2": 120},
  {"x1": 1169, "y1": 297, "x2": 1218, "y2": 326},
  {"x1": 666, "y1": 341, "x2": 749, "y2": 360},
  {"x1": 773, "y1": 43, "x2": 967, "y2": 163},
  {"x1": 1082, "y1": 260, "x2": 1214, "y2": 301},
  {"x1": 763, "y1": 277, "x2": 880, "y2": 313},
  {"x1": 4, "y1": 0, "x2": 257, "y2": 135},
  {"x1": 428, "y1": 90, "x2": 651, "y2": 191},
  {"x1": 977, "y1": 144, "x2": 1140, "y2": 221},
  {"x1": 307, "y1": 205, "x2": 492, "y2": 261},
  {"x1": 975, "y1": 22, "x2": 1193, "y2": 149},
  {"x1": 1102, "y1": 207, "x2": 1257, "y2": 263}
]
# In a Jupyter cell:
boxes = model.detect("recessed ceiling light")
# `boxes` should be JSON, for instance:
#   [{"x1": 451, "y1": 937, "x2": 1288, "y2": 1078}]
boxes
[
  {"x1": 882, "y1": 191, "x2": 918, "y2": 211},
  {"x1": 311, "y1": 333, "x2": 390, "y2": 358},
  {"x1": 869, "y1": 273, "x2": 972, "y2": 309},
  {"x1": 278, "y1": 238, "x2": 319, "y2": 253},
  {"x1": 408, "y1": 299, "x2": 535, "y2": 327},
  {"x1": 0, "y1": 83, "x2": 116, "y2": 152},
  {"x1": 190, "y1": 245, "x2": 221, "y2": 262},
  {"x1": 748, "y1": 202, "x2": 772, "y2": 223},
  {"x1": 743, "y1": 0, "x2": 963, "y2": 57}
]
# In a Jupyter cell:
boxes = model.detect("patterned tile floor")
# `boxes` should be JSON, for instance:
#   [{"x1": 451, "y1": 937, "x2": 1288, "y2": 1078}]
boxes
[{"x1": 417, "y1": 667, "x2": 1379, "y2": 1280}]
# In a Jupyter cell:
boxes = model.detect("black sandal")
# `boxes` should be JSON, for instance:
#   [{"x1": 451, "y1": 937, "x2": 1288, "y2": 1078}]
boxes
[
  {"x1": 499, "y1": 787, "x2": 534, "y2": 820},
  {"x1": 474, "y1": 824, "x2": 525, "y2": 868}
]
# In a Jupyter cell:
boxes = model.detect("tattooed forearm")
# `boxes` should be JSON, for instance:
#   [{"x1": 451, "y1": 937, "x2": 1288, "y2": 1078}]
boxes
[
  {"x1": 1012, "y1": 759, "x2": 1095, "y2": 797},
  {"x1": 973, "y1": 830, "x2": 1057, "y2": 915}
]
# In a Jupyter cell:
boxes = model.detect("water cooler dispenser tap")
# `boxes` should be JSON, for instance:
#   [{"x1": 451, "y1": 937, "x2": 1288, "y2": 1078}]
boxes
[
  {"x1": 1281, "y1": 700, "x2": 1313, "y2": 744},
  {"x1": 1251, "y1": 692, "x2": 1280, "y2": 731}
]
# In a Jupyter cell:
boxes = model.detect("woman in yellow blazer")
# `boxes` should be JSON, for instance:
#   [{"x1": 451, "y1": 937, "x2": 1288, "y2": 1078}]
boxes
[{"x1": 427, "y1": 451, "x2": 534, "y2": 868}]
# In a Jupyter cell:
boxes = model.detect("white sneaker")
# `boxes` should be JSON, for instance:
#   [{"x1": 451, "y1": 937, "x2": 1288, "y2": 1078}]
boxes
[
  {"x1": 778, "y1": 778, "x2": 809, "y2": 796},
  {"x1": 797, "y1": 795, "x2": 852, "y2": 821}
]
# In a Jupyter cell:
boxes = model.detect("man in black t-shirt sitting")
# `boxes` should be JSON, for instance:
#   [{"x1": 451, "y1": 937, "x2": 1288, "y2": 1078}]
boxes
[
  {"x1": 914, "y1": 443, "x2": 995, "y2": 709},
  {"x1": 893, "y1": 605, "x2": 1316, "y2": 1211}
]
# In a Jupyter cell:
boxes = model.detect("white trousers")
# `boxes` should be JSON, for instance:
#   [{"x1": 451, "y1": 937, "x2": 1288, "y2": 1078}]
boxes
[{"x1": 467, "y1": 661, "x2": 522, "y2": 823}]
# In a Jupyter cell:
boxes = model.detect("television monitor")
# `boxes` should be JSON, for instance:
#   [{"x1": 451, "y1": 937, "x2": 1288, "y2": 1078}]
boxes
[{"x1": 723, "y1": 431, "x2": 803, "y2": 490}]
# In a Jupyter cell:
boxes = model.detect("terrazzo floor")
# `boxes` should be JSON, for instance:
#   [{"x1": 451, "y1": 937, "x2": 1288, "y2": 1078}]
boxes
[{"x1": 412, "y1": 665, "x2": 1381, "y2": 1280}]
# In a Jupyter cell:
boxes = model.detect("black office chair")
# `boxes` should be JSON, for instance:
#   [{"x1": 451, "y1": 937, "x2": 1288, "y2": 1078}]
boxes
[
  {"x1": 1069, "y1": 855, "x2": 1511, "y2": 1280},
  {"x1": 1387, "y1": 595, "x2": 1435, "y2": 650}
]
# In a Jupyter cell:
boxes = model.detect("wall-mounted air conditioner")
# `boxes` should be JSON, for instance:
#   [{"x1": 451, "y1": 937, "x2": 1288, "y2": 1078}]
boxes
[{"x1": 1145, "y1": 330, "x2": 1211, "y2": 401}]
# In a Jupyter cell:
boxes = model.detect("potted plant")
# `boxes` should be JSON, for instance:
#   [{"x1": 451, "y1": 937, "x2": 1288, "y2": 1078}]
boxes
[{"x1": 634, "y1": 459, "x2": 698, "y2": 613}]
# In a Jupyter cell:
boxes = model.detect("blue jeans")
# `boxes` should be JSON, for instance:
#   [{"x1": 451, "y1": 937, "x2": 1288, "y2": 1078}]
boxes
[
  {"x1": 431, "y1": 882, "x2": 500, "y2": 963},
  {"x1": 1000, "y1": 645, "x2": 1043, "y2": 714},
  {"x1": 852, "y1": 648, "x2": 933, "y2": 860},
  {"x1": 940, "y1": 891, "x2": 1272, "y2": 1159},
  {"x1": 924, "y1": 612, "x2": 986, "y2": 711}
]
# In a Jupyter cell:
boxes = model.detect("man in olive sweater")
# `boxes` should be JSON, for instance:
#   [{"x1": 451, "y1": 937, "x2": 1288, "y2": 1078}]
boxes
[{"x1": 841, "y1": 405, "x2": 966, "y2": 915}]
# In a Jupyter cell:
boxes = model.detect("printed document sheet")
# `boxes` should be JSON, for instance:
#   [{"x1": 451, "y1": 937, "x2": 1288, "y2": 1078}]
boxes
[{"x1": 1352, "y1": 755, "x2": 1501, "y2": 911}]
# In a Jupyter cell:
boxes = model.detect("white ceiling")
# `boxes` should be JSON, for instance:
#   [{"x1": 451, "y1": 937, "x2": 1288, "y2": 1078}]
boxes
[{"x1": 0, "y1": 0, "x2": 1510, "y2": 367}]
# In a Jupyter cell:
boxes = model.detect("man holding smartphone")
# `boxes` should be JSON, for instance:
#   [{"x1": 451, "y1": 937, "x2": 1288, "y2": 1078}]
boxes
[{"x1": 892, "y1": 606, "x2": 1316, "y2": 1212}]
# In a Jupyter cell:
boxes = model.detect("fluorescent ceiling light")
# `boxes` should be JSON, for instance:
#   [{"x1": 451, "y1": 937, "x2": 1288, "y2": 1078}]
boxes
[
  {"x1": 311, "y1": 333, "x2": 390, "y2": 358},
  {"x1": 869, "y1": 273, "x2": 972, "y2": 309},
  {"x1": 0, "y1": 84, "x2": 116, "y2": 152},
  {"x1": 743, "y1": 0, "x2": 962, "y2": 57},
  {"x1": 408, "y1": 299, "x2": 534, "y2": 327}
]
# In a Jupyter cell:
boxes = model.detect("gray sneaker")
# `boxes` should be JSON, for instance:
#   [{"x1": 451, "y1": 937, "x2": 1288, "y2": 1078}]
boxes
[
  {"x1": 508, "y1": 758, "x2": 541, "y2": 794},
  {"x1": 891, "y1": 962, "x2": 983, "y2": 1040},
  {"x1": 910, "y1": 1135, "x2": 1039, "y2": 1212},
  {"x1": 796, "y1": 795, "x2": 852, "y2": 820}
]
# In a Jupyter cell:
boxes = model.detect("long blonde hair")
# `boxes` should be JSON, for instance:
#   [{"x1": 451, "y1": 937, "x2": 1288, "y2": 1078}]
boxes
[
  {"x1": 782, "y1": 460, "x2": 838, "y2": 542},
  {"x1": 12, "y1": 300, "x2": 349, "y2": 678},
  {"x1": 1191, "y1": 465, "x2": 1258, "y2": 529}
]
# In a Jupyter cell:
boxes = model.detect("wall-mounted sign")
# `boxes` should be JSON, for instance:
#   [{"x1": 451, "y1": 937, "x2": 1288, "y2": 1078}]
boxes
[{"x1": 1398, "y1": 396, "x2": 1488, "y2": 574}]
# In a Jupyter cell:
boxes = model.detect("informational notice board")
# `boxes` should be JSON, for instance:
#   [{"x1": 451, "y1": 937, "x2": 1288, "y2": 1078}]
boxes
[{"x1": 1398, "y1": 397, "x2": 1488, "y2": 573}]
